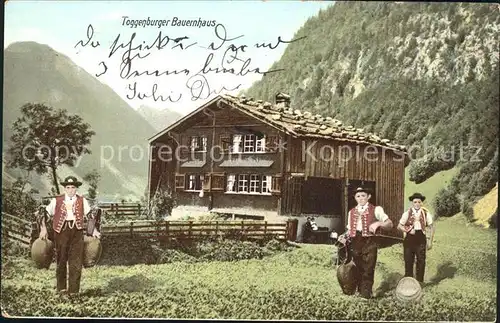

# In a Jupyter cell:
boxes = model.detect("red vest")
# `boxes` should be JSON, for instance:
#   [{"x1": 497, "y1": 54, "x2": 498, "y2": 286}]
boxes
[
  {"x1": 348, "y1": 203, "x2": 376, "y2": 237},
  {"x1": 52, "y1": 195, "x2": 85, "y2": 233},
  {"x1": 403, "y1": 208, "x2": 427, "y2": 233}
]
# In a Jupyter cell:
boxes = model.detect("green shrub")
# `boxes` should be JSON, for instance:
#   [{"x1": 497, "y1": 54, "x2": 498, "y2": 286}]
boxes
[
  {"x1": 1, "y1": 228, "x2": 30, "y2": 267},
  {"x1": 1, "y1": 178, "x2": 39, "y2": 221},
  {"x1": 199, "y1": 240, "x2": 266, "y2": 261},
  {"x1": 408, "y1": 156, "x2": 455, "y2": 184},
  {"x1": 433, "y1": 187, "x2": 460, "y2": 217},
  {"x1": 98, "y1": 236, "x2": 294, "y2": 266},
  {"x1": 264, "y1": 239, "x2": 294, "y2": 252},
  {"x1": 148, "y1": 186, "x2": 176, "y2": 220},
  {"x1": 153, "y1": 247, "x2": 198, "y2": 264},
  {"x1": 461, "y1": 200, "x2": 475, "y2": 221}
]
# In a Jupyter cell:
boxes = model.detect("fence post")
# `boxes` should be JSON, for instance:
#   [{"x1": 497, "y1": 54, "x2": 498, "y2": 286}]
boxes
[
  {"x1": 130, "y1": 221, "x2": 134, "y2": 238},
  {"x1": 286, "y1": 219, "x2": 299, "y2": 241},
  {"x1": 216, "y1": 221, "x2": 219, "y2": 236},
  {"x1": 264, "y1": 221, "x2": 267, "y2": 236},
  {"x1": 138, "y1": 203, "x2": 141, "y2": 217},
  {"x1": 166, "y1": 220, "x2": 171, "y2": 243},
  {"x1": 189, "y1": 221, "x2": 193, "y2": 239},
  {"x1": 285, "y1": 220, "x2": 290, "y2": 241}
]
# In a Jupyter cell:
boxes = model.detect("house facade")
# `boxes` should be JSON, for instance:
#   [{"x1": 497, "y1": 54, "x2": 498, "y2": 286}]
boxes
[{"x1": 147, "y1": 93, "x2": 409, "y2": 238}]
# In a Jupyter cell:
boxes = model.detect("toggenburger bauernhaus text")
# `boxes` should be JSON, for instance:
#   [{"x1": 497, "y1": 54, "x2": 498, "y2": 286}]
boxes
[{"x1": 122, "y1": 16, "x2": 217, "y2": 29}]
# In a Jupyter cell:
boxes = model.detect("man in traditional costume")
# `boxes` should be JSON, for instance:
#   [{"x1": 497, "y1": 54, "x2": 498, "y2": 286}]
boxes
[
  {"x1": 338, "y1": 187, "x2": 393, "y2": 299},
  {"x1": 397, "y1": 192, "x2": 435, "y2": 284},
  {"x1": 39, "y1": 176, "x2": 101, "y2": 296}
]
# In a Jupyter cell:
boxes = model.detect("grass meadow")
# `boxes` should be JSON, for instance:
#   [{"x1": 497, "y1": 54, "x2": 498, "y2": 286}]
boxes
[{"x1": 1, "y1": 212, "x2": 497, "y2": 321}]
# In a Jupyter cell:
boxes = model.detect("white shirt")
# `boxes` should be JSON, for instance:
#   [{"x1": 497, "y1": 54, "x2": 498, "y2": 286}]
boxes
[
  {"x1": 399, "y1": 207, "x2": 433, "y2": 232},
  {"x1": 346, "y1": 204, "x2": 389, "y2": 231},
  {"x1": 45, "y1": 194, "x2": 91, "y2": 220}
]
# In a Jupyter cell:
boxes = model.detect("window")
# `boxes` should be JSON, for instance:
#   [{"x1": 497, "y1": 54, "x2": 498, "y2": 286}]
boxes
[
  {"x1": 232, "y1": 134, "x2": 243, "y2": 153},
  {"x1": 238, "y1": 174, "x2": 249, "y2": 192},
  {"x1": 226, "y1": 174, "x2": 272, "y2": 195},
  {"x1": 190, "y1": 136, "x2": 207, "y2": 152},
  {"x1": 262, "y1": 175, "x2": 272, "y2": 194},
  {"x1": 249, "y1": 175, "x2": 260, "y2": 193},
  {"x1": 256, "y1": 136, "x2": 266, "y2": 152},
  {"x1": 186, "y1": 174, "x2": 203, "y2": 191},
  {"x1": 226, "y1": 174, "x2": 236, "y2": 192},
  {"x1": 231, "y1": 134, "x2": 266, "y2": 153},
  {"x1": 244, "y1": 135, "x2": 255, "y2": 152}
]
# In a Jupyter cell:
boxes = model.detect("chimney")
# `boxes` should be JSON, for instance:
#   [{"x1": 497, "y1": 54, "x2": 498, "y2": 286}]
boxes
[{"x1": 275, "y1": 92, "x2": 291, "y2": 109}]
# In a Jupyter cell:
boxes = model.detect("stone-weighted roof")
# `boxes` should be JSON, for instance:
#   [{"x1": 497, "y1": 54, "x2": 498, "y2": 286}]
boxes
[{"x1": 219, "y1": 94, "x2": 408, "y2": 153}]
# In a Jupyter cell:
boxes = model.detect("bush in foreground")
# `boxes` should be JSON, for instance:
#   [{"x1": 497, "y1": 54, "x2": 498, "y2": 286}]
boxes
[{"x1": 98, "y1": 235, "x2": 295, "y2": 266}]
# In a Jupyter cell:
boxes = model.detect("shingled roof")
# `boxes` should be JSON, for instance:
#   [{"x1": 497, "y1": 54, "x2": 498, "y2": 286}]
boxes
[{"x1": 219, "y1": 94, "x2": 408, "y2": 153}]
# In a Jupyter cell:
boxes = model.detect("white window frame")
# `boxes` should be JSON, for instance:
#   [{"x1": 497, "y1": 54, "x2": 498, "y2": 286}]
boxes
[
  {"x1": 190, "y1": 137, "x2": 199, "y2": 152},
  {"x1": 244, "y1": 134, "x2": 255, "y2": 153},
  {"x1": 230, "y1": 134, "x2": 267, "y2": 154},
  {"x1": 190, "y1": 136, "x2": 208, "y2": 152},
  {"x1": 256, "y1": 136, "x2": 266, "y2": 153},
  {"x1": 225, "y1": 174, "x2": 272, "y2": 195},
  {"x1": 200, "y1": 137, "x2": 207, "y2": 152},
  {"x1": 262, "y1": 175, "x2": 272, "y2": 194},
  {"x1": 226, "y1": 174, "x2": 236, "y2": 192},
  {"x1": 249, "y1": 175, "x2": 260, "y2": 193},
  {"x1": 232, "y1": 134, "x2": 243, "y2": 153},
  {"x1": 238, "y1": 174, "x2": 249, "y2": 193},
  {"x1": 186, "y1": 174, "x2": 202, "y2": 191}
]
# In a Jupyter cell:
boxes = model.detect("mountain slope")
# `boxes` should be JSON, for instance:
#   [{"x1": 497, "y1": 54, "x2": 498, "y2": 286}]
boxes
[
  {"x1": 473, "y1": 183, "x2": 498, "y2": 228},
  {"x1": 137, "y1": 105, "x2": 182, "y2": 131},
  {"x1": 245, "y1": 2, "x2": 499, "y2": 217},
  {"x1": 3, "y1": 41, "x2": 158, "y2": 200}
]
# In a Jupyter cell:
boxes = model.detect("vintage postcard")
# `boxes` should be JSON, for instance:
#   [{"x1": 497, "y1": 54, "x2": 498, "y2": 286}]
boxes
[{"x1": 2, "y1": 0, "x2": 498, "y2": 321}]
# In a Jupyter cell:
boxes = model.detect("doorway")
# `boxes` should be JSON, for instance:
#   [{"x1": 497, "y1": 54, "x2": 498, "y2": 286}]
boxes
[{"x1": 301, "y1": 177, "x2": 343, "y2": 215}]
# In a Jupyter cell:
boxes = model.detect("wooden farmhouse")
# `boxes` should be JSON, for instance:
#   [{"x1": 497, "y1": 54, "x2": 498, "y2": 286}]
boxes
[{"x1": 147, "y1": 93, "x2": 409, "y2": 236}]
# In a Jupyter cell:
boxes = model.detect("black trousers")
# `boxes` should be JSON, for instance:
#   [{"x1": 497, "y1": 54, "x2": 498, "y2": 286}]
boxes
[
  {"x1": 350, "y1": 233, "x2": 378, "y2": 299},
  {"x1": 54, "y1": 222, "x2": 84, "y2": 293},
  {"x1": 403, "y1": 230, "x2": 427, "y2": 282}
]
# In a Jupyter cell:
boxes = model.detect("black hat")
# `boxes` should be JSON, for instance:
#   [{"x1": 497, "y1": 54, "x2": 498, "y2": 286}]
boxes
[
  {"x1": 409, "y1": 192, "x2": 426, "y2": 202},
  {"x1": 353, "y1": 187, "x2": 371, "y2": 195},
  {"x1": 60, "y1": 176, "x2": 82, "y2": 187}
]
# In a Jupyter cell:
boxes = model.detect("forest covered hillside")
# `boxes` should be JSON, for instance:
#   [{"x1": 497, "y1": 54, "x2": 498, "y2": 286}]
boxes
[{"x1": 245, "y1": 2, "x2": 499, "y2": 223}]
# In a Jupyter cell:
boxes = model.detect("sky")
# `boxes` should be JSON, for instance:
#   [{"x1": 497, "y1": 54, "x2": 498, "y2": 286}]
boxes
[{"x1": 5, "y1": 0, "x2": 334, "y2": 115}]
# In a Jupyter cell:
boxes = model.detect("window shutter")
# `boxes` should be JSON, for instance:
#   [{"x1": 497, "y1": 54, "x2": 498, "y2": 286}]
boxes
[
  {"x1": 202, "y1": 173, "x2": 211, "y2": 192},
  {"x1": 175, "y1": 174, "x2": 185, "y2": 191},
  {"x1": 266, "y1": 135, "x2": 279, "y2": 152},
  {"x1": 219, "y1": 134, "x2": 231, "y2": 152},
  {"x1": 271, "y1": 175, "x2": 282, "y2": 194},
  {"x1": 211, "y1": 173, "x2": 225, "y2": 191}
]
